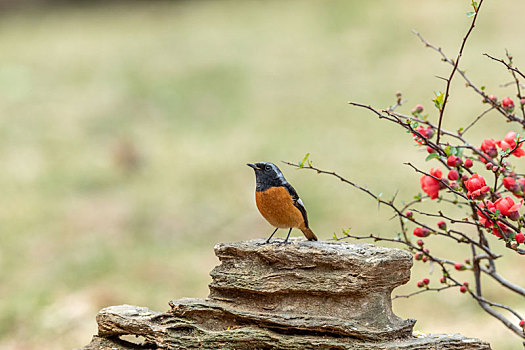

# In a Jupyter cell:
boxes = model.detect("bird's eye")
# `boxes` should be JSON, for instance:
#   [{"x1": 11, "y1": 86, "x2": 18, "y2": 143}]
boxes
[{"x1": 264, "y1": 165, "x2": 272, "y2": 171}]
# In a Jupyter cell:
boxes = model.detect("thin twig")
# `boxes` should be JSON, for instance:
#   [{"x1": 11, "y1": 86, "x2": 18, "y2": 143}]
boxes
[
  {"x1": 434, "y1": 0, "x2": 484, "y2": 144},
  {"x1": 461, "y1": 107, "x2": 495, "y2": 136},
  {"x1": 484, "y1": 53, "x2": 525, "y2": 79}
]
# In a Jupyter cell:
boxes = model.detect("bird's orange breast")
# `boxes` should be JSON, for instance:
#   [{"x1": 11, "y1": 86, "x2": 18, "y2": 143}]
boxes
[{"x1": 255, "y1": 186, "x2": 305, "y2": 229}]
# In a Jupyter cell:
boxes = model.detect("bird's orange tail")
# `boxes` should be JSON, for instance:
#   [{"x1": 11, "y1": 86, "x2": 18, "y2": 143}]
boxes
[{"x1": 301, "y1": 227, "x2": 318, "y2": 241}]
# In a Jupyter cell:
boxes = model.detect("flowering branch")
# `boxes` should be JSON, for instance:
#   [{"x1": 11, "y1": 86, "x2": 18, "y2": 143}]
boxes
[{"x1": 287, "y1": 1, "x2": 525, "y2": 343}]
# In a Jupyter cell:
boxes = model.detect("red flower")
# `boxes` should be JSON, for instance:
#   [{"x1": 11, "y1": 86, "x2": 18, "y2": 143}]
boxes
[
  {"x1": 413, "y1": 126, "x2": 433, "y2": 145},
  {"x1": 464, "y1": 158, "x2": 473, "y2": 168},
  {"x1": 480, "y1": 139, "x2": 498, "y2": 158},
  {"x1": 501, "y1": 97, "x2": 515, "y2": 112},
  {"x1": 503, "y1": 177, "x2": 518, "y2": 192},
  {"x1": 476, "y1": 201, "x2": 496, "y2": 228},
  {"x1": 496, "y1": 131, "x2": 525, "y2": 157},
  {"x1": 464, "y1": 174, "x2": 490, "y2": 199},
  {"x1": 413, "y1": 227, "x2": 431, "y2": 237},
  {"x1": 516, "y1": 233, "x2": 525, "y2": 244},
  {"x1": 494, "y1": 196, "x2": 522, "y2": 217},
  {"x1": 420, "y1": 168, "x2": 442, "y2": 199},
  {"x1": 492, "y1": 223, "x2": 511, "y2": 238}
]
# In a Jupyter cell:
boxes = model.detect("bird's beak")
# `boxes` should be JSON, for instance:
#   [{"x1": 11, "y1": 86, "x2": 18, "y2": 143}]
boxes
[{"x1": 247, "y1": 163, "x2": 258, "y2": 170}]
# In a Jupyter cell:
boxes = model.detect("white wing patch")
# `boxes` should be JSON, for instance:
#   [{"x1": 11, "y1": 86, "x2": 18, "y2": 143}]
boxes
[
  {"x1": 268, "y1": 162, "x2": 286, "y2": 185},
  {"x1": 297, "y1": 198, "x2": 305, "y2": 209}
]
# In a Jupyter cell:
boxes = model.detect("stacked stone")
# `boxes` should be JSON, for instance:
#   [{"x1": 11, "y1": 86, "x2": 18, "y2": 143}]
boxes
[{"x1": 81, "y1": 239, "x2": 490, "y2": 349}]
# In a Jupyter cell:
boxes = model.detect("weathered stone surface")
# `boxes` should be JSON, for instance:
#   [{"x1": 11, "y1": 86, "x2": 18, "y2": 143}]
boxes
[
  {"x1": 82, "y1": 304, "x2": 489, "y2": 349},
  {"x1": 208, "y1": 239, "x2": 415, "y2": 340},
  {"x1": 80, "y1": 238, "x2": 491, "y2": 349}
]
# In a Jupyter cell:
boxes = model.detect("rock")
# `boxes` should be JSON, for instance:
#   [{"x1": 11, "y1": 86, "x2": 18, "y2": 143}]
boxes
[{"x1": 80, "y1": 238, "x2": 490, "y2": 349}]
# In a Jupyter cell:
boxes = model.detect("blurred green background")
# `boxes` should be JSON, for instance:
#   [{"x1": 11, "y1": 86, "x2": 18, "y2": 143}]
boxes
[{"x1": 1, "y1": 1, "x2": 524, "y2": 349}]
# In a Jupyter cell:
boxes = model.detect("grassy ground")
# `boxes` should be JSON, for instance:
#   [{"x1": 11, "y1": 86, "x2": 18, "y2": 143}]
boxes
[{"x1": 0, "y1": 1, "x2": 524, "y2": 349}]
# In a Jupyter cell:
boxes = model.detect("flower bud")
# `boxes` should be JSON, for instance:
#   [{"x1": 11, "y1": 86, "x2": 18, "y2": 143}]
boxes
[
  {"x1": 405, "y1": 210, "x2": 413, "y2": 219},
  {"x1": 454, "y1": 263, "x2": 466, "y2": 271},
  {"x1": 459, "y1": 285, "x2": 467, "y2": 293},
  {"x1": 463, "y1": 281, "x2": 469, "y2": 287},
  {"x1": 486, "y1": 163, "x2": 493, "y2": 171},
  {"x1": 422, "y1": 256, "x2": 429, "y2": 262},
  {"x1": 487, "y1": 95, "x2": 497, "y2": 103},
  {"x1": 417, "y1": 280, "x2": 425, "y2": 288},
  {"x1": 422, "y1": 278, "x2": 430, "y2": 285},
  {"x1": 515, "y1": 233, "x2": 525, "y2": 244},
  {"x1": 464, "y1": 158, "x2": 473, "y2": 168},
  {"x1": 437, "y1": 220, "x2": 447, "y2": 230},
  {"x1": 447, "y1": 155, "x2": 462, "y2": 167},
  {"x1": 440, "y1": 276, "x2": 447, "y2": 284},
  {"x1": 508, "y1": 210, "x2": 520, "y2": 221},
  {"x1": 519, "y1": 320, "x2": 525, "y2": 328},
  {"x1": 448, "y1": 169, "x2": 459, "y2": 181},
  {"x1": 502, "y1": 97, "x2": 515, "y2": 112},
  {"x1": 414, "y1": 252, "x2": 423, "y2": 261},
  {"x1": 413, "y1": 227, "x2": 431, "y2": 237},
  {"x1": 426, "y1": 146, "x2": 435, "y2": 153},
  {"x1": 417, "y1": 239, "x2": 424, "y2": 247}
]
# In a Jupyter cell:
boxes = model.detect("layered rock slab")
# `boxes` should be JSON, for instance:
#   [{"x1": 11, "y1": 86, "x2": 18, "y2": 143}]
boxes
[{"x1": 80, "y1": 238, "x2": 490, "y2": 349}]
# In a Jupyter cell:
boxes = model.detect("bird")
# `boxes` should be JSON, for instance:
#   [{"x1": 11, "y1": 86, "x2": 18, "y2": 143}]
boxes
[{"x1": 247, "y1": 161, "x2": 317, "y2": 244}]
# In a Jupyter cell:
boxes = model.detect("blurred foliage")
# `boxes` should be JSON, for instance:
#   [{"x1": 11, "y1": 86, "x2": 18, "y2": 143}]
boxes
[{"x1": 0, "y1": 1, "x2": 524, "y2": 349}]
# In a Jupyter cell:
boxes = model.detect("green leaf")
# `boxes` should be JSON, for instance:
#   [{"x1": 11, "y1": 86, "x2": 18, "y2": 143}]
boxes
[
  {"x1": 425, "y1": 153, "x2": 440, "y2": 161},
  {"x1": 333, "y1": 232, "x2": 338, "y2": 239},
  {"x1": 433, "y1": 91, "x2": 445, "y2": 110},
  {"x1": 298, "y1": 153, "x2": 310, "y2": 168},
  {"x1": 481, "y1": 86, "x2": 485, "y2": 91},
  {"x1": 466, "y1": 11, "x2": 475, "y2": 18}
]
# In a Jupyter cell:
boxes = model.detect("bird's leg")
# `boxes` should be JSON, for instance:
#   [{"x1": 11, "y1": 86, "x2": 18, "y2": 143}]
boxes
[
  {"x1": 281, "y1": 228, "x2": 293, "y2": 245},
  {"x1": 257, "y1": 227, "x2": 279, "y2": 245}
]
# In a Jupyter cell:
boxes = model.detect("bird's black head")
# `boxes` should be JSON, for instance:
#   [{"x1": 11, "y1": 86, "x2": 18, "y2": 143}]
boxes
[{"x1": 247, "y1": 162, "x2": 287, "y2": 191}]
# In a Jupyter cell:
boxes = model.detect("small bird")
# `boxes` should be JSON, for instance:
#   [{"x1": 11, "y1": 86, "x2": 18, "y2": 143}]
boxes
[{"x1": 247, "y1": 161, "x2": 317, "y2": 244}]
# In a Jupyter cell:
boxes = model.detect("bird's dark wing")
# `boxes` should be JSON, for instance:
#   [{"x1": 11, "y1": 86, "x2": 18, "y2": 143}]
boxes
[{"x1": 284, "y1": 183, "x2": 309, "y2": 227}]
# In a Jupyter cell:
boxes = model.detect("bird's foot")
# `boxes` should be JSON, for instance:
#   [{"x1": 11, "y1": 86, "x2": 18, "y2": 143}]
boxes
[{"x1": 277, "y1": 239, "x2": 293, "y2": 246}]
